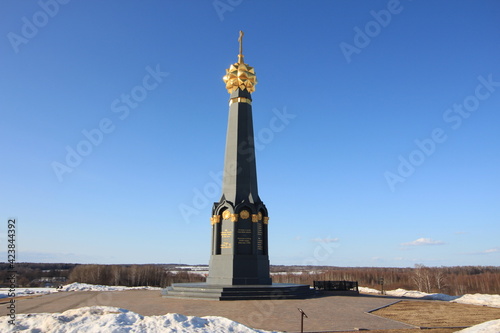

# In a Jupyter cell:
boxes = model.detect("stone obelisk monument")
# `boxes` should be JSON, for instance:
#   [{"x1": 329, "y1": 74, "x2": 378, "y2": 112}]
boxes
[
  {"x1": 206, "y1": 31, "x2": 271, "y2": 285},
  {"x1": 163, "y1": 32, "x2": 311, "y2": 299}
]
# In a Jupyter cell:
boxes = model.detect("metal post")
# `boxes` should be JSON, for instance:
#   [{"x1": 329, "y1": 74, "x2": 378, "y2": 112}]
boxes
[
  {"x1": 298, "y1": 308, "x2": 308, "y2": 333},
  {"x1": 379, "y1": 277, "x2": 384, "y2": 295}
]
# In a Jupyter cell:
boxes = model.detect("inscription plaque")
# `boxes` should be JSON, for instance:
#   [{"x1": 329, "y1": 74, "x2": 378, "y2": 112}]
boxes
[
  {"x1": 238, "y1": 237, "x2": 252, "y2": 245},
  {"x1": 221, "y1": 229, "x2": 232, "y2": 249}
]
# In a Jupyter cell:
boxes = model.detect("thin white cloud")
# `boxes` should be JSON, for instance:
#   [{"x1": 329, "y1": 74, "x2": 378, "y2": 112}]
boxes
[
  {"x1": 464, "y1": 247, "x2": 500, "y2": 255},
  {"x1": 311, "y1": 237, "x2": 339, "y2": 243},
  {"x1": 401, "y1": 237, "x2": 444, "y2": 246}
]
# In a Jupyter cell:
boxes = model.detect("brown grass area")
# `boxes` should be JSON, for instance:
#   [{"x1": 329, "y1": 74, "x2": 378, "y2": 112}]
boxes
[{"x1": 372, "y1": 300, "x2": 500, "y2": 328}]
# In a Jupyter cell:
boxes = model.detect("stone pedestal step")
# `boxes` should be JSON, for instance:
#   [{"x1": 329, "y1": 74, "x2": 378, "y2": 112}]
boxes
[{"x1": 162, "y1": 283, "x2": 315, "y2": 301}]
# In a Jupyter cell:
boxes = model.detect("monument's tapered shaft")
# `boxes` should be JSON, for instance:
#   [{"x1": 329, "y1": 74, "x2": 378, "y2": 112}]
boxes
[{"x1": 220, "y1": 88, "x2": 260, "y2": 205}]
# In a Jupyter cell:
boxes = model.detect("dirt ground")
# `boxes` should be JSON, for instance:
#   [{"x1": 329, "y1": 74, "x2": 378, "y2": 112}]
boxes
[{"x1": 371, "y1": 300, "x2": 500, "y2": 330}]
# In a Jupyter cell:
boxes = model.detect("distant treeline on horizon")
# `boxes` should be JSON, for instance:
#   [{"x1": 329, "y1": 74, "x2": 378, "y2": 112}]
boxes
[{"x1": 1, "y1": 263, "x2": 499, "y2": 296}]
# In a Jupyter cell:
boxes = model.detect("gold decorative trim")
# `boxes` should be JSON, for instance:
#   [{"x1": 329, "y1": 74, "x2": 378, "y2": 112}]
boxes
[
  {"x1": 229, "y1": 97, "x2": 252, "y2": 105},
  {"x1": 257, "y1": 212, "x2": 263, "y2": 220},
  {"x1": 240, "y1": 210, "x2": 250, "y2": 219},
  {"x1": 222, "y1": 31, "x2": 257, "y2": 94},
  {"x1": 222, "y1": 210, "x2": 231, "y2": 220},
  {"x1": 223, "y1": 62, "x2": 257, "y2": 94},
  {"x1": 231, "y1": 214, "x2": 239, "y2": 222},
  {"x1": 263, "y1": 217, "x2": 269, "y2": 224},
  {"x1": 210, "y1": 215, "x2": 221, "y2": 225},
  {"x1": 252, "y1": 214, "x2": 259, "y2": 222}
]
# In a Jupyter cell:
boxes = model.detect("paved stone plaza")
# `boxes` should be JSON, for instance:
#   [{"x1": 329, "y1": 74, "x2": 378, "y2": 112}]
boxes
[{"x1": 10, "y1": 291, "x2": 416, "y2": 332}]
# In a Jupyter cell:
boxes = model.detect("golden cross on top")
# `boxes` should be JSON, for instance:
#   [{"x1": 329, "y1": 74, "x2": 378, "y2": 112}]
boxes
[{"x1": 238, "y1": 30, "x2": 244, "y2": 63}]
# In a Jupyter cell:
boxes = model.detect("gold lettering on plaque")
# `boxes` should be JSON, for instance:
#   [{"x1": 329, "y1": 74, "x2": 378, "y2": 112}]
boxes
[
  {"x1": 238, "y1": 237, "x2": 252, "y2": 245},
  {"x1": 221, "y1": 229, "x2": 232, "y2": 249},
  {"x1": 257, "y1": 223, "x2": 263, "y2": 250},
  {"x1": 238, "y1": 228, "x2": 251, "y2": 234}
]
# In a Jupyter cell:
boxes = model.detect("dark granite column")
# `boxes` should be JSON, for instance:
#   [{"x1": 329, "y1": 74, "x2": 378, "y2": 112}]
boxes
[{"x1": 207, "y1": 72, "x2": 271, "y2": 285}]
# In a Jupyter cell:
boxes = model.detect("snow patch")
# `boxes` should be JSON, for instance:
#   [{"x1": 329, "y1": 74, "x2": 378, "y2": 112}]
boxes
[
  {"x1": 61, "y1": 282, "x2": 162, "y2": 292},
  {"x1": 0, "y1": 306, "x2": 275, "y2": 333},
  {"x1": 358, "y1": 286, "x2": 380, "y2": 294},
  {"x1": 385, "y1": 288, "x2": 459, "y2": 301},
  {"x1": 0, "y1": 287, "x2": 56, "y2": 298},
  {"x1": 359, "y1": 287, "x2": 500, "y2": 307},
  {"x1": 0, "y1": 283, "x2": 162, "y2": 299},
  {"x1": 457, "y1": 319, "x2": 500, "y2": 333},
  {"x1": 452, "y1": 293, "x2": 500, "y2": 308}
]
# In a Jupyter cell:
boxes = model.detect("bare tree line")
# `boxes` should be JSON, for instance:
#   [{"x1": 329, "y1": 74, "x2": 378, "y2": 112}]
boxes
[
  {"x1": 3, "y1": 263, "x2": 499, "y2": 295},
  {"x1": 272, "y1": 265, "x2": 500, "y2": 295},
  {"x1": 68, "y1": 265, "x2": 204, "y2": 287},
  {"x1": 0, "y1": 263, "x2": 76, "y2": 287}
]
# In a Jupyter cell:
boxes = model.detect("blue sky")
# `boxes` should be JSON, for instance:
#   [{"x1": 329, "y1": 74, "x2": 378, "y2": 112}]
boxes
[{"x1": 1, "y1": 0, "x2": 499, "y2": 267}]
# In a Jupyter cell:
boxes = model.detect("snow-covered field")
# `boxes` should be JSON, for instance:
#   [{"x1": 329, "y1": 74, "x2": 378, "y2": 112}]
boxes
[
  {"x1": 1, "y1": 283, "x2": 499, "y2": 332},
  {"x1": 0, "y1": 282, "x2": 161, "y2": 298},
  {"x1": 458, "y1": 319, "x2": 500, "y2": 333},
  {"x1": 60, "y1": 282, "x2": 162, "y2": 292},
  {"x1": 0, "y1": 306, "x2": 274, "y2": 333},
  {"x1": 0, "y1": 287, "x2": 56, "y2": 298},
  {"x1": 358, "y1": 286, "x2": 500, "y2": 307}
]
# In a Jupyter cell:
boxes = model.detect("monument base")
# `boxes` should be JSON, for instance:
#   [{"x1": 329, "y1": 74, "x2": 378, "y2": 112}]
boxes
[
  {"x1": 207, "y1": 254, "x2": 272, "y2": 285},
  {"x1": 162, "y1": 282, "x2": 314, "y2": 301}
]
